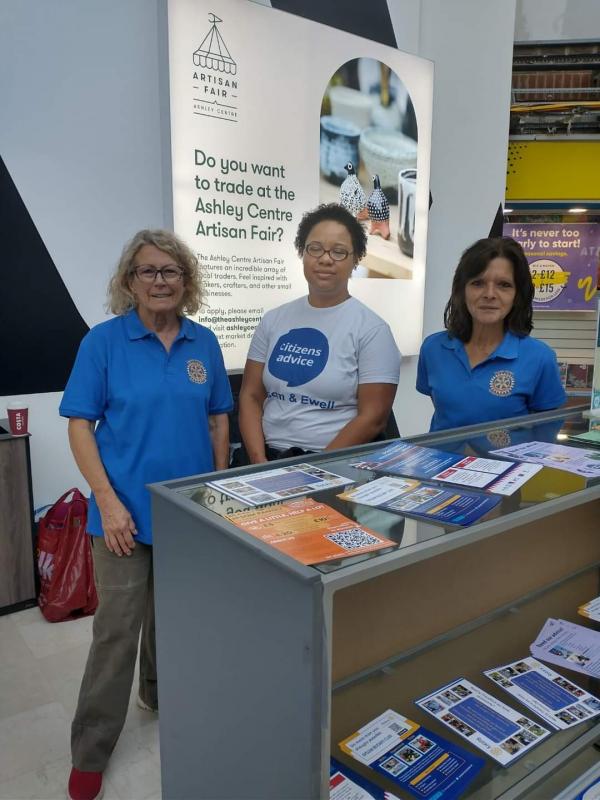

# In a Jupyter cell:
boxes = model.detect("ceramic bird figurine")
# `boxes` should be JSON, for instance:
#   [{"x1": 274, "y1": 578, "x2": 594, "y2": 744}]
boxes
[
  {"x1": 339, "y1": 162, "x2": 368, "y2": 220},
  {"x1": 367, "y1": 174, "x2": 390, "y2": 239}
]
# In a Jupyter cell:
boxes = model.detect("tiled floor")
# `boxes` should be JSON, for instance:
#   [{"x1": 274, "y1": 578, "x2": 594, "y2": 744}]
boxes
[{"x1": 0, "y1": 606, "x2": 161, "y2": 800}]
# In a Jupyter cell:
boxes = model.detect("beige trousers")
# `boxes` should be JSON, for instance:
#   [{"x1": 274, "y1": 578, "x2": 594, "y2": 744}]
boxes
[{"x1": 71, "y1": 537, "x2": 156, "y2": 772}]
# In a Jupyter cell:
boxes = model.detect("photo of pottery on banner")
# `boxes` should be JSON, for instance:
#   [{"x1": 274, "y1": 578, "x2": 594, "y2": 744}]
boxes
[{"x1": 318, "y1": 57, "x2": 422, "y2": 280}]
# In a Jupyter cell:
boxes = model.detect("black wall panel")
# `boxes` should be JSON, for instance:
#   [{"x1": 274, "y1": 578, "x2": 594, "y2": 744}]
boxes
[
  {"x1": 270, "y1": 0, "x2": 397, "y2": 47},
  {"x1": 0, "y1": 155, "x2": 89, "y2": 396}
]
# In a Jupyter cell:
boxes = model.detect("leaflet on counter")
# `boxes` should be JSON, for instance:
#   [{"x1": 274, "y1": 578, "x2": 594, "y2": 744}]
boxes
[
  {"x1": 208, "y1": 463, "x2": 351, "y2": 506},
  {"x1": 566, "y1": 429, "x2": 600, "y2": 448},
  {"x1": 415, "y1": 678, "x2": 551, "y2": 766},
  {"x1": 578, "y1": 596, "x2": 600, "y2": 622},
  {"x1": 531, "y1": 618, "x2": 600, "y2": 678},
  {"x1": 490, "y1": 440, "x2": 600, "y2": 478},
  {"x1": 485, "y1": 656, "x2": 600, "y2": 730},
  {"x1": 338, "y1": 476, "x2": 500, "y2": 526},
  {"x1": 339, "y1": 709, "x2": 483, "y2": 800},
  {"x1": 225, "y1": 497, "x2": 395, "y2": 565},
  {"x1": 351, "y1": 441, "x2": 539, "y2": 495},
  {"x1": 329, "y1": 759, "x2": 400, "y2": 800}
]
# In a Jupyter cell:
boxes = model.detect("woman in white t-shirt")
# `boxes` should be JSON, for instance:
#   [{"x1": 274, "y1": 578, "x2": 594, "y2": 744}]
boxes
[{"x1": 239, "y1": 203, "x2": 401, "y2": 463}]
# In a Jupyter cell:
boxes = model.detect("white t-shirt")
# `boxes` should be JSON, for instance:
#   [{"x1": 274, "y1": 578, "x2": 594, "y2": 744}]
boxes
[{"x1": 247, "y1": 296, "x2": 401, "y2": 451}]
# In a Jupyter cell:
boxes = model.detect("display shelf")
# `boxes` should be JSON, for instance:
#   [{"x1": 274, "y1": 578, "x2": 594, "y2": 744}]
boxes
[
  {"x1": 150, "y1": 404, "x2": 600, "y2": 799},
  {"x1": 331, "y1": 566, "x2": 600, "y2": 800}
]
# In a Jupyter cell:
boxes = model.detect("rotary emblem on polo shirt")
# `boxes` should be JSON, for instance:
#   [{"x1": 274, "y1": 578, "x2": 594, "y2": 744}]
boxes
[
  {"x1": 187, "y1": 359, "x2": 207, "y2": 384},
  {"x1": 489, "y1": 370, "x2": 515, "y2": 397},
  {"x1": 486, "y1": 428, "x2": 512, "y2": 448}
]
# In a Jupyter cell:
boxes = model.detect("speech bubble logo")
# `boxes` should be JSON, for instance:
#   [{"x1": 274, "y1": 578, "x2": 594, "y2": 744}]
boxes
[{"x1": 268, "y1": 327, "x2": 329, "y2": 387}]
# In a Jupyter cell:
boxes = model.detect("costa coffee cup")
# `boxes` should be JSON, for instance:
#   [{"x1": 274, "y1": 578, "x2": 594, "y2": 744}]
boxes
[{"x1": 7, "y1": 400, "x2": 29, "y2": 436}]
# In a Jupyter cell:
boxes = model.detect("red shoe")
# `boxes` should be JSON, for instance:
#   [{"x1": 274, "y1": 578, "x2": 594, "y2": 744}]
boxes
[{"x1": 68, "y1": 767, "x2": 103, "y2": 800}]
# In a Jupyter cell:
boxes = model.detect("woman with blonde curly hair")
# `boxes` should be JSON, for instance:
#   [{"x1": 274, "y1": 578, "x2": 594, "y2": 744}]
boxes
[{"x1": 60, "y1": 229, "x2": 232, "y2": 800}]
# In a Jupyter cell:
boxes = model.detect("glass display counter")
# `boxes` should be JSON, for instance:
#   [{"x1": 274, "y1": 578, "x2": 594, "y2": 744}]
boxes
[{"x1": 149, "y1": 405, "x2": 600, "y2": 800}]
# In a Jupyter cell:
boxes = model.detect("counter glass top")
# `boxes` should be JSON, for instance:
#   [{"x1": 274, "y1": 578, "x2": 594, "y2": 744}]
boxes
[{"x1": 174, "y1": 406, "x2": 600, "y2": 574}]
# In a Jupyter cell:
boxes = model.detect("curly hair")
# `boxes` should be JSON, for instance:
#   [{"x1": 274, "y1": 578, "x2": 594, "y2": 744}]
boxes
[
  {"x1": 294, "y1": 203, "x2": 367, "y2": 262},
  {"x1": 444, "y1": 237, "x2": 534, "y2": 341},
  {"x1": 107, "y1": 229, "x2": 204, "y2": 316}
]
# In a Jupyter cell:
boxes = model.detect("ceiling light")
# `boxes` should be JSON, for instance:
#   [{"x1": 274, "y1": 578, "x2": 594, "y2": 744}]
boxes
[
  {"x1": 568, "y1": 207, "x2": 588, "y2": 213},
  {"x1": 503, "y1": 208, "x2": 513, "y2": 213}
]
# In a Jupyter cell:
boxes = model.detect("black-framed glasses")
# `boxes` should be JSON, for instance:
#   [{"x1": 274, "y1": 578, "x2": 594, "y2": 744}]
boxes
[
  {"x1": 304, "y1": 242, "x2": 353, "y2": 262},
  {"x1": 133, "y1": 264, "x2": 184, "y2": 283}
]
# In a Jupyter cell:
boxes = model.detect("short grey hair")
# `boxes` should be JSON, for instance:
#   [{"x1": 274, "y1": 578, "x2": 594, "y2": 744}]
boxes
[{"x1": 107, "y1": 229, "x2": 204, "y2": 316}]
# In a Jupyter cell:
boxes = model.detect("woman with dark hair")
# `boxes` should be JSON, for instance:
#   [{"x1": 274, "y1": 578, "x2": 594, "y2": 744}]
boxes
[
  {"x1": 417, "y1": 237, "x2": 565, "y2": 431},
  {"x1": 239, "y1": 203, "x2": 401, "y2": 461}
]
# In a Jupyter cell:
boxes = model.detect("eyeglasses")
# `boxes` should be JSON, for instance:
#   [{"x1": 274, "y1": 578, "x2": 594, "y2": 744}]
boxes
[
  {"x1": 304, "y1": 242, "x2": 353, "y2": 262},
  {"x1": 133, "y1": 264, "x2": 184, "y2": 283}
]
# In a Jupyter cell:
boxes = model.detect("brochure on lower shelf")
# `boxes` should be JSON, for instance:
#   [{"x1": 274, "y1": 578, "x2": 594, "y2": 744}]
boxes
[
  {"x1": 490, "y1": 441, "x2": 600, "y2": 478},
  {"x1": 338, "y1": 709, "x2": 484, "y2": 800},
  {"x1": 415, "y1": 678, "x2": 551, "y2": 766},
  {"x1": 208, "y1": 463, "x2": 351, "y2": 506},
  {"x1": 531, "y1": 618, "x2": 600, "y2": 678},
  {"x1": 330, "y1": 758, "x2": 400, "y2": 800},
  {"x1": 350, "y1": 441, "x2": 537, "y2": 495},
  {"x1": 573, "y1": 776, "x2": 600, "y2": 800},
  {"x1": 338, "y1": 476, "x2": 501, "y2": 526},
  {"x1": 485, "y1": 656, "x2": 600, "y2": 730},
  {"x1": 555, "y1": 766, "x2": 600, "y2": 800},
  {"x1": 225, "y1": 497, "x2": 395, "y2": 565},
  {"x1": 578, "y1": 596, "x2": 600, "y2": 622}
]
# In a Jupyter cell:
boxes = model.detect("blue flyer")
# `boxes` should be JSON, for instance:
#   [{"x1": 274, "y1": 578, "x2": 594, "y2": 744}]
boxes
[
  {"x1": 352, "y1": 442, "x2": 464, "y2": 479},
  {"x1": 485, "y1": 656, "x2": 600, "y2": 730},
  {"x1": 330, "y1": 758, "x2": 400, "y2": 799},
  {"x1": 416, "y1": 679, "x2": 551, "y2": 766},
  {"x1": 339, "y1": 476, "x2": 501, "y2": 527},
  {"x1": 351, "y1": 441, "x2": 521, "y2": 493},
  {"x1": 339, "y1": 709, "x2": 484, "y2": 800}
]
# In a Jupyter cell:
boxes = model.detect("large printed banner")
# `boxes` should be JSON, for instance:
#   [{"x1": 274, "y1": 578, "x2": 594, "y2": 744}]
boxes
[
  {"x1": 168, "y1": 0, "x2": 433, "y2": 368},
  {"x1": 503, "y1": 223, "x2": 599, "y2": 312}
]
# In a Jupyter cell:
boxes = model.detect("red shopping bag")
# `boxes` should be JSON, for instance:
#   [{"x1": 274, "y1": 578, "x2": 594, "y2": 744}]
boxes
[{"x1": 37, "y1": 488, "x2": 98, "y2": 622}]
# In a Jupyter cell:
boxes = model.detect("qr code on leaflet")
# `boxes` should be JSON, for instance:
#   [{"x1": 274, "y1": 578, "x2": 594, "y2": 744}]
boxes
[{"x1": 326, "y1": 528, "x2": 381, "y2": 551}]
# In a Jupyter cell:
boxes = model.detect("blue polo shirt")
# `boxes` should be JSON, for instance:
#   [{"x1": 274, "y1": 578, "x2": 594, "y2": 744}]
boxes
[
  {"x1": 416, "y1": 330, "x2": 566, "y2": 432},
  {"x1": 59, "y1": 310, "x2": 233, "y2": 544}
]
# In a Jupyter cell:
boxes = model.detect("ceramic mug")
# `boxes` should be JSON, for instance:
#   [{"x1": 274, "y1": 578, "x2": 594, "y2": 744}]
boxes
[
  {"x1": 329, "y1": 86, "x2": 373, "y2": 130},
  {"x1": 398, "y1": 168, "x2": 417, "y2": 257},
  {"x1": 320, "y1": 116, "x2": 361, "y2": 185}
]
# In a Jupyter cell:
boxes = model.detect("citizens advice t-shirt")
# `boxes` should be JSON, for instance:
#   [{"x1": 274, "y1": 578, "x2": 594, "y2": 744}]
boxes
[{"x1": 248, "y1": 296, "x2": 401, "y2": 451}]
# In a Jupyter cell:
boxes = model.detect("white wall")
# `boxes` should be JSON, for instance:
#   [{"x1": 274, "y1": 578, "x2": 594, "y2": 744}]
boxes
[
  {"x1": 389, "y1": 0, "x2": 517, "y2": 435},
  {"x1": 515, "y1": 0, "x2": 600, "y2": 42},
  {"x1": 0, "y1": 0, "x2": 170, "y2": 506}
]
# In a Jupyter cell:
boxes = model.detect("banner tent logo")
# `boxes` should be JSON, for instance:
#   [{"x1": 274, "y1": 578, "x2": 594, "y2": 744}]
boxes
[
  {"x1": 268, "y1": 328, "x2": 329, "y2": 387},
  {"x1": 192, "y1": 13, "x2": 238, "y2": 123}
]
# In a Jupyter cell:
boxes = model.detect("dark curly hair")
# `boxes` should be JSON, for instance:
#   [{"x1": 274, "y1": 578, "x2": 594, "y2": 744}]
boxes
[
  {"x1": 294, "y1": 203, "x2": 367, "y2": 262},
  {"x1": 444, "y1": 237, "x2": 534, "y2": 341}
]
